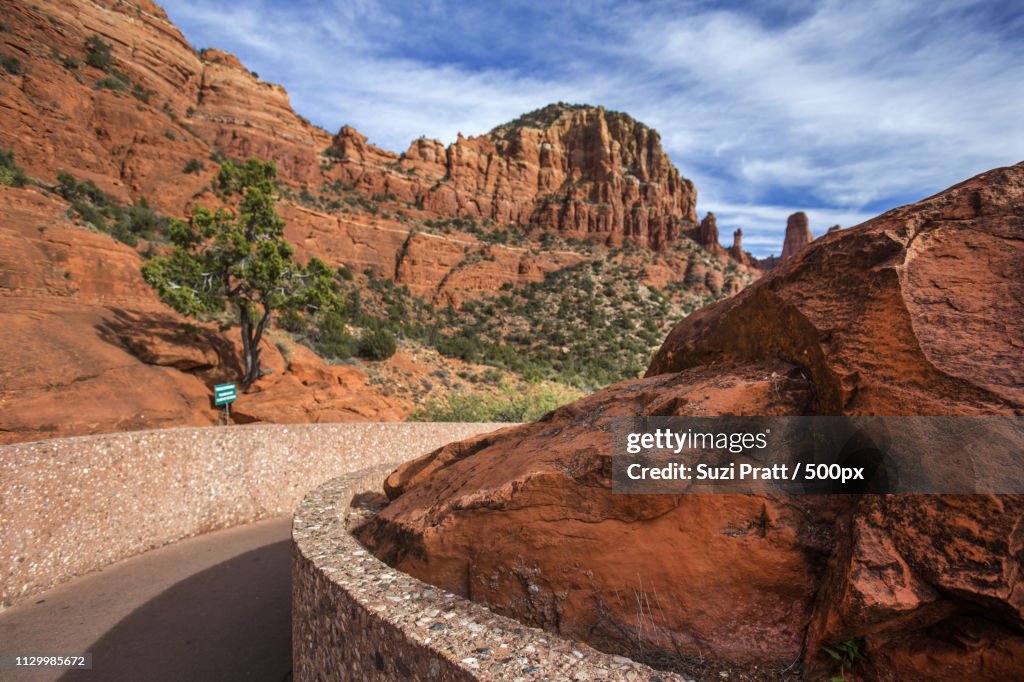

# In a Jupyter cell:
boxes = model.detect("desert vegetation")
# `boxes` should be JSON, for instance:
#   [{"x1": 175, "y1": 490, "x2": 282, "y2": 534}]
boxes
[
  {"x1": 56, "y1": 173, "x2": 167, "y2": 246},
  {"x1": 409, "y1": 379, "x2": 582, "y2": 422},
  {"x1": 4, "y1": 143, "x2": 739, "y2": 415},
  {"x1": 0, "y1": 149, "x2": 29, "y2": 187}
]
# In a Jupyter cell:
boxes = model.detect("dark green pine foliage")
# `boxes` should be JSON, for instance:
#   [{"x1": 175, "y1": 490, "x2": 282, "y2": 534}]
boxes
[{"x1": 143, "y1": 159, "x2": 327, "y2": 387}]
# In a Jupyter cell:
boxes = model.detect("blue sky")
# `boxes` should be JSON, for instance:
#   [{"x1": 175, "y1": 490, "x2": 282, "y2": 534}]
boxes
[{"x1": 160, "y1": 0, "x2": 1024, "y2": 257}]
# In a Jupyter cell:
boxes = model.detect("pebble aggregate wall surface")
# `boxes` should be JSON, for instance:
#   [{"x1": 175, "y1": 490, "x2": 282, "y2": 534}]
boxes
[
  {"x1": 293, "y1": 468, "x2": 690, "y2": 682},
  {"x1": 0, "y1": 422, "x2": 504, "y2": 609}
]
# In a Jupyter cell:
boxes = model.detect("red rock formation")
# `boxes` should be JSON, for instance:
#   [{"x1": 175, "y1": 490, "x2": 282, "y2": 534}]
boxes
[
  {"x1": 692, "y1": 211, "x2": 726, "y2": 256},
  {"x1": 729, "y1": 227, "x2": 751, "y2": 265},
  {"x1": 359, "y1": 162, "x2": 1024, "y2": 679},
  {"x1": 0, "y1": 0, "x2": 753, "y2": 307},
  {"x1": 779, "y1": 211, "x2": 814, "y2": 260},
  {"x1": 0, "y1": 0, "x2": 331, "y2": 215},
  {"x1": 326, "y1": 103, "x2": 700, "y2": 251},
  {"x1": 0, "y1": 184, "x2": 403, "y2": 444},
  {"x1": 0, "y1": 0, "x2": 747, "y2": 306}
]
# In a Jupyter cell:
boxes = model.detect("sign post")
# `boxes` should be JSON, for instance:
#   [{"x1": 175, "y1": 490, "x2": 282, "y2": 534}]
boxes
[{"x1": 213, "y1": 382, "x2": 237, "y2": 425}]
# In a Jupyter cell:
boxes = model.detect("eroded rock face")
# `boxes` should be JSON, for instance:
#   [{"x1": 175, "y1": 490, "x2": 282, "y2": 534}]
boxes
[
  {"x1": 328, "y1": 103, "x2": 700, "y2": 251},
  {"x1": 648, "y1": 164, "x2": 1023, "y2": 414},
  {"x1": 0, "y1": 0, "x2": 333, "y2": 212},
  {"x1": 359, "y1": 162, "x2": 1024, "y2": 679}
]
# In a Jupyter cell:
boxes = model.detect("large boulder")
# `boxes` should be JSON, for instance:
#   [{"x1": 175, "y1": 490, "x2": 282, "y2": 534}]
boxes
[{"x1": 357, "y1": 162, "x2": 1024, "y2": 679}]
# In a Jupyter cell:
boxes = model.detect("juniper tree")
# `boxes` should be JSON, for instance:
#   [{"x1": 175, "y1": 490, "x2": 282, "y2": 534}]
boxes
[{"x1": 143, "y1": 158, "x2": 329, "y2": 388}]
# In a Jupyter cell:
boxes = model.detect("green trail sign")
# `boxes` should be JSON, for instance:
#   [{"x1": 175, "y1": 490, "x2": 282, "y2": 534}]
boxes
[{"x1": 214, "y1": 383, "x2": 237, "y2": 406}]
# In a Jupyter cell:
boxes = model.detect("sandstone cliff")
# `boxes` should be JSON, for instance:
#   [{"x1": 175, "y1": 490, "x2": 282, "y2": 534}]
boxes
[
  {"x1": 325, "y1": 104, "x2": 699, "y2": 250},
  {"x1": 0, "y1": 0, "x2": 332, "y2": 213},
  {"x1": 359, "y1": 162, "x2": 1024, "y2": 680}
]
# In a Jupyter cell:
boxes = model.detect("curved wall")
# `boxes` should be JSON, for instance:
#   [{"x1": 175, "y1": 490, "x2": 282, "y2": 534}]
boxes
[
  {"x1": 0, "y1": 422, "x2": 503, "y2": 609},
  {"x1": 292, "y1": 468, "x2": 683, "y2": 681}
]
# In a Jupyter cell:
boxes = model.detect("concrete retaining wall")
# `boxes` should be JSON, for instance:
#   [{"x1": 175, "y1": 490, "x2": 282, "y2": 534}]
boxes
[
  {"x1": 0, "y1": 422, "x2": 504, "y2": 609},
  {"x1": 292, "y1": 469, "x2": 685, "y2": 681}
]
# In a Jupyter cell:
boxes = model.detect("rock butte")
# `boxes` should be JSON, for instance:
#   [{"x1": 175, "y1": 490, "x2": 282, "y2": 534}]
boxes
[{"x1": 359, "y1": 162, "x2": 1024, "y2": 680}]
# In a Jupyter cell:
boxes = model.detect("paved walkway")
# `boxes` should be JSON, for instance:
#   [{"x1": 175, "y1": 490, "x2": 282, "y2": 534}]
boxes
[{"x1": 0, "y1": 518, "x2": 292, "y2": 682}]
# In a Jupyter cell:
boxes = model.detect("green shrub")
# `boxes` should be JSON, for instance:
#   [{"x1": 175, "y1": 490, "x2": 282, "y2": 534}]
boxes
[
  {"x1": 56, "y1": 173, "x2": 107, "y2": 204},
  {"x1": 314, "y1": 308, "x2": 356, "y2": 360},
  {"x1": 96, "y1": 75, "x2": 127, "y2": 92},
  {"x1": 823, "y1": 637, "x2": 865, "y2": 681},
  {"x1": 1, "y1": 55, "x2": 22, "y2": 75},
  {"x1": 358, "y1": 327, "x2": 396, "y2": 361},
  {"x1": 0, "y1": 149, "x2": 29, "y2": 187},
  {"x1": 84, "y1": 35, "x2": 113, "y2": 71},
  {"x1": 131, "y1": 83, "x2": 150, "y2": 102},
  {"x1": 183, "y1": 158, "x2": 203, "y2": 174},
  {"x1": 56, "y1": 173, "x2": 167, "y2": 246},
  {"x1": 435, "y1": 334, "x2": 483, "y2": 362}
]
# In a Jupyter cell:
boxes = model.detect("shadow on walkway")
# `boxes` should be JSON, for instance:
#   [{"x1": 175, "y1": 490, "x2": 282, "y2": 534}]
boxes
[{"x1": 58, "y1": 540, "x2": 292, "y2": 682}]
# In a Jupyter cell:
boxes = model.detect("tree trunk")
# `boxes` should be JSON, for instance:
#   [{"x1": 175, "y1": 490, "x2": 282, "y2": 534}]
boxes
[{"x1": 239, "y1": 302, "x2": 272, "y2": 389}]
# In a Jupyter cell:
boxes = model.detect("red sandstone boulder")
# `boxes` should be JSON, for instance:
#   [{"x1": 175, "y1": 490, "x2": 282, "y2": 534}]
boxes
[
  {"x1": 648, "y1": 166, "x2": 1023, "y2": 414},
  {"x1": 359, "y1": 162, "x2": 1024, "y2": 679}
]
